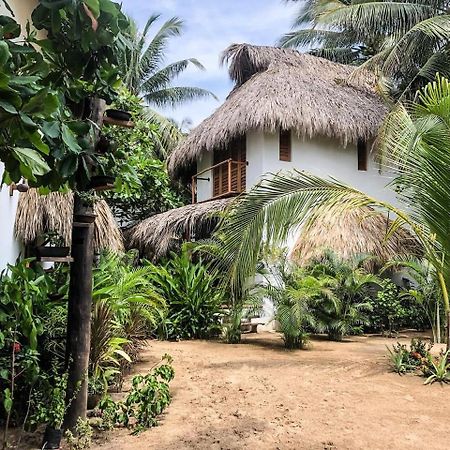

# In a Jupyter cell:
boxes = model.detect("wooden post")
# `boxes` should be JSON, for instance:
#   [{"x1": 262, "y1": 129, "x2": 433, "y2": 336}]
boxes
[{"x1": 63, "y1": 194, "x2": 95, "y2": 430}]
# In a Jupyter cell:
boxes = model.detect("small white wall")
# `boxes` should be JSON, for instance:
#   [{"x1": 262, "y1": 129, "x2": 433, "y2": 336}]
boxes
[
  {"x1": 196, "y1": 151, "x2": 213, "y2": 202},
  {"x1": 0, "y1": 164, "x2": 20, "y2": 269}
]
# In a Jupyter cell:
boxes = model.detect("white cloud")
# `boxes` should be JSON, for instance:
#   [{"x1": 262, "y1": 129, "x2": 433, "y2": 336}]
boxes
[{"x1": 123, "y1": 0, "x2": 300, "y2": 125}]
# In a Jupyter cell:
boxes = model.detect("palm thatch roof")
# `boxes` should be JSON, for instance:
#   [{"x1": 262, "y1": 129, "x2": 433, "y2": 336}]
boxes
[
  {"x1": 14, "y1": 189, "x2": 124, "y2": 252},
  {"x1": 168, "y1": 43, "x2": 388, "y2": 178},
  {"x1": 126, "y1": 198, "x2": 233, "y2": 260},
  {"x1": 291, "y1": 207, "x2": 421, "y2": 267}
]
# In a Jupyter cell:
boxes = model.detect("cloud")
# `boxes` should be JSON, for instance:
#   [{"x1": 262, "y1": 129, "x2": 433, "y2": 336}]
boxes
[{"x1": 123, "y1": 0, "x2": 299, "y2": 125}]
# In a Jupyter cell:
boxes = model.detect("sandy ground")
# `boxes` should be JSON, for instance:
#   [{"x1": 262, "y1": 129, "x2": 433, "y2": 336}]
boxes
[{"x1": 85, "y1": 332, "x2": 449, "y2": 450}]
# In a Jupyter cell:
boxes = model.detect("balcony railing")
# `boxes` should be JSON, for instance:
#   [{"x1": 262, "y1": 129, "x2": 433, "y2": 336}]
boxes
[{"x1": 191, "y1": 158, "x2": 246, "y2": 204}]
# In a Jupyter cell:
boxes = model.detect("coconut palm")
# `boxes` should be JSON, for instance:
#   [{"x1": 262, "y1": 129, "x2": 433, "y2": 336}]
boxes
[
  {"x1": 214, "y1": 75, "x2": 450, "y2": 345},
  {"x1": 121, "y1": 15, "x2": 215, "y2": 108},
  {"x1": 280, "y1": 0, "x2": 450, "y2": 98}
]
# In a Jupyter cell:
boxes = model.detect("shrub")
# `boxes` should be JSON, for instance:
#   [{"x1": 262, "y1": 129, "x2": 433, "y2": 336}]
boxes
[
  {"x1": 146, "y1": 248, "x2": 224, "y2": 340},
  {"x1": 422, "y1": 351, "x2": 450, "y2": 385},
  {"x1": 98, "y1": 355, "x2": 174, "y2": 434}
]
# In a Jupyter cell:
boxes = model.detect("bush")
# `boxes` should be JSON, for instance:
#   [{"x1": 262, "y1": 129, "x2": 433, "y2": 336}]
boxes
[{"x1": 146, "y1": 248, "x2": 224, "y2": 340}]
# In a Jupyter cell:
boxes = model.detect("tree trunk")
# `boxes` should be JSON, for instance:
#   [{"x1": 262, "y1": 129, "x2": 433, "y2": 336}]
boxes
[{"x1": 64, "y1": 195, "x2": 95, "y2": 431}]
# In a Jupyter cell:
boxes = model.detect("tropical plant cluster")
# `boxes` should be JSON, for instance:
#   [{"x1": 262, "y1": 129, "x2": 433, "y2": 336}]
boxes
[{"x1": 387, "y1": 339, "x2": 450, "y2": 385}]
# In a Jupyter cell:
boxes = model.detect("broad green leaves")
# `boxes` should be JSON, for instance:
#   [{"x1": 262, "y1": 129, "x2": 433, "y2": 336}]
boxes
[{"x1": 12, "y1": 147, "x2": 51, "y2": 180}]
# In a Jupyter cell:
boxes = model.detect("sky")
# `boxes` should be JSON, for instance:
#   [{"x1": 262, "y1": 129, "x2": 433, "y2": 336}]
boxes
[{"x1": 122, "y1": 0, "x2": 300, "y2": 128}]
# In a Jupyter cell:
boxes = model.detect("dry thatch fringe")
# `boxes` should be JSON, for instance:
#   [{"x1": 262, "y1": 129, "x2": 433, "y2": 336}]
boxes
[
  {"x1": 168, "y1": 44, "x2": 388, "y2": 178},
  {"x1": 14, "y1": 189, "x2": 124, "y2": 253},
  {"x1": 291, "y1": 206, "x2": 421, "y2": 269},
  {"x1": 126, "y1": 198, "x2": 233, "y2": 261}
]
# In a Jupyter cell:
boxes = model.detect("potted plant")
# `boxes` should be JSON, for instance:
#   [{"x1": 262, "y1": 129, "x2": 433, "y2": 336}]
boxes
[
  {"x1": 105, "y1": 109, "x2": 132, "y2": 122},
  {"x1": 38, "y1": 372, "x2": 69, "y2": 449},
  {"x1": 74, "y1": 191, "x2": 97, "y2": 223},
  {"x1": 35, "y1": 232, "x2": 70, "y2": 258}
]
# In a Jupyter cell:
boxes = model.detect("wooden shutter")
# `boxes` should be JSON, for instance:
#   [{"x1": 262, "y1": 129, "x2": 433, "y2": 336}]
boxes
[
  {"x1": 357, "y1": 140, "x2": 368, "y2": 171},
  {"x1": 213, "y1": 136, "x2": 246, "y2": 197},
  {"x1": 279, "y1": 130, "x2": 291, "y2": 162}
]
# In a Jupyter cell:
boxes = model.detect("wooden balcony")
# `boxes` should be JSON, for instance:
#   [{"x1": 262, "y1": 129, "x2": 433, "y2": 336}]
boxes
[{"x1": 192, "y1": 158, "x2": 246, "y2": 204}]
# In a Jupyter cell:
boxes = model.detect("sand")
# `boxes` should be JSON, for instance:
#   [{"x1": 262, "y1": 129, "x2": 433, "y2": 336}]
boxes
[{"x1": 89, "y1": 332, "x2": 449, "y2": 450}]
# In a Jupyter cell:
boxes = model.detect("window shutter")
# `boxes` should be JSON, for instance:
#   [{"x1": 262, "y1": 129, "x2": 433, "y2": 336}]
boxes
[
  {"x1": 279, "y1": 130, "x2": 291, "y2": 162},
  {"x1": 357, "y1": 140, "x2": 368, "y2": 171}
]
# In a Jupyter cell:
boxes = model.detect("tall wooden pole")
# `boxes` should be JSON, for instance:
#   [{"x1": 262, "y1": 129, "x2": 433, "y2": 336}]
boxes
[{"x1": 64, "y1": 195, "x2": 95, "y2": 430}]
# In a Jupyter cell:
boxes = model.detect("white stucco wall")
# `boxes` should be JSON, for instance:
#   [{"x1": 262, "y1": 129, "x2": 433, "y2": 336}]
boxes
[
  {"x1": 0, "y1": 164, "x2": 20, "y2": 269},
  {"x1": 196, "y1": 129, "x2": 398, "y2": 207}
]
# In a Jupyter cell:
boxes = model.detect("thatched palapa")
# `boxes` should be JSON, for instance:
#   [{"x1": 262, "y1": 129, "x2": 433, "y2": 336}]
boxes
[
  {"x1": 126, "y1": 198, "x2": 233, "y2": 261},
  {"x1": 168, "y1": 44, "x2": 388, "y2": 178},
  {"x1": 14, "y1": 189, "x2": 124, "y2": 252},
  {"x1": 291, "y1": 207, "x2": 420, "y2": 267}
]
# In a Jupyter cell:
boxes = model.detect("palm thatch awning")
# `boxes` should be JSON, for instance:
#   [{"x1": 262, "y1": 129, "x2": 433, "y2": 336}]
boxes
[
  {"x1": 168, "y1": 44, "x2": 388, "y2": 178},
  {"x1": 291, "y1": 207, "x2": 421, "y2": 267},
  {"x1": 14, "y1": 189, "x2": 124, "y2": 252},
  {"x1": 126, "y1": 198, "x2": 233, "y2": 260}
]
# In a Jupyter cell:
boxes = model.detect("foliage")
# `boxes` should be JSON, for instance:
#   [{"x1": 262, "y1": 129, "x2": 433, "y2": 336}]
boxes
[
  {"x1": 368, "y1": 279, "x2": 404, "y2": 335},
  {"x1": 100, "y1": 89, "x2": 186, "y2": 225},
  {"x1": 29, "y1": 366, "x2": 68, "y2": 429},
  {"x1": 90, "y1": 251, "x2": 166, "y2": 392},
  {"x1": 213, "y1": 76, "x2": 450, "y2": 345},
  {"x1": 306, "y1": 253, "x2": 378, "y2": 341},
  {"x1": 145, "y1": 247, "x2": 224, "y2": 340},
  {"x1": 280, "y1": 0, "x2": 450, "y2": 98},
  {"x1": 0, "y1": 0, "x2": 132, "y2": 189},
  {"x1": 386, "y1": 343, "x2": 414, "y2": 374},
  {"x1": 120, "y1": 14, "x2": 214, "y2": 108},
  {"x1": 423, "y1": 351, "x2": 450, "y2": 385},
  {"x1": 384, "y1": 258, "x2": 444, "y2": 343},
  {"x1": 98, "y1": 354, "x2": 174, "y2": 434},
  {"x1": 65, "y1": 417, "x2": 93, "y2": 450}
]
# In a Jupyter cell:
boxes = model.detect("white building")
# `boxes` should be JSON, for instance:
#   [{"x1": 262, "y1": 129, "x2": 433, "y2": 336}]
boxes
[{"x1": 130, "y1": 44, "x2": 418, "y2": 265}]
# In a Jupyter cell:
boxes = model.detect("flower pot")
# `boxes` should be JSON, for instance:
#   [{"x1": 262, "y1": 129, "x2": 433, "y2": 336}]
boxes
[
  {"x1": 105, "y1": 109, "x2": 131, "y2": 122},
  {"x1": 89, "y1": 175, "x2": 115, "y2": 191},
  {"x1": 36, "y1": 246, "x2": 71, "y2": 258},
  {"x1": 87, "y1": 393, "x2": 102, "y2": 410},
  {"x1": 42, "y1": 426, "x2": 62, "y2": 449}
]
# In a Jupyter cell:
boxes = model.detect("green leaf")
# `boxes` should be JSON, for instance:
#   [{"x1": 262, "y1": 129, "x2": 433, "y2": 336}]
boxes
[
  {"x1": 41, "y1": 121, "x2": 60, "y2": 138},
  {"x1": 3, "y1": 388, "x2": 12, "y2": 414},
  {"x1": 28, "y1": 130, "x2": 50, "y2": 155},
  {"x1": 22, "y1": 89, "x2": 59, "y2": 118},
  {"x1": 0, "y1": 99, "x2": 17, "y2": 114},
  {"x1": 59, "y1": 155, "x2": 78, "y2": 177},
  {"x1": 84, "y1": 0, "x2": 100, "y2": 18},
  {"x1": 61, "y1": 123, "x2": 82, "y2": 153},
  {"x1": 0, "y1": 40, "x2": 11, "y2": 67},
  {"x1": 19, "y1": 113, "x2": 37, "y2": 128},
  {"x1": 13, "y1": 147, "x2": 51, "y2": 177},
  {"x1": 99, "y1": 0, "x2": 118, "y2": 15}
]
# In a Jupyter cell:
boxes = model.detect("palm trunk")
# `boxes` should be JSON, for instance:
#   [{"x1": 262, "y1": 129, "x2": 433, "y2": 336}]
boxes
[{"x1": 437, "y1": 272, "x2": 450, "y2": 349}]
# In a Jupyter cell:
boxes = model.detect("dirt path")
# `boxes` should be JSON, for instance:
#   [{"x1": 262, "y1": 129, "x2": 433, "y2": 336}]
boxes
[{"x1": 92, "y1": 332, "x2": 448, "y2": 450}]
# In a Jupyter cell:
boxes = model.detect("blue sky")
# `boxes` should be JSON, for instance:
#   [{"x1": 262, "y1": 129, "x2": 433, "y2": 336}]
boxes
[{"x1": 122, "y1": 0, "x2": 299, "y2": 127}]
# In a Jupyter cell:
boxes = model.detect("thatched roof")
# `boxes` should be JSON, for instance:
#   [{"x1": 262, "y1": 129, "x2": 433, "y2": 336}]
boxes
[
  {"x1": 126, "y1": 198, "x2": 233, "y2": 260},
  {"x1": 291, "y1": 207, "x2": 420, "y2": 267},
  {"x1": 168, "y1": 44, "x2": 388, "y2": 178},
  {"x1": 14, "y1": 189, "x2": 124, "y2": 252}
]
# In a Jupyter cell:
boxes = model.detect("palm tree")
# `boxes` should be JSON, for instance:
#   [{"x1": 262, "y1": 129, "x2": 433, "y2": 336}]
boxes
[
  {"x1": 121, "y1": 15, "x2": 215, "y2": 108},
  {"x1": 384, "y1": 257, "x2": 444, "y2": 343},
  {"x1": 280, "y1": 1, "x2": 450, "y2": 98},
  {"x1": 307, "y1": 252, "x2": 379, "y2": 341},
  {"x1": 214, "y1": 76, "x2": 450, "y2": 346}
]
